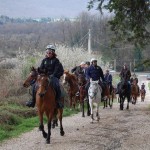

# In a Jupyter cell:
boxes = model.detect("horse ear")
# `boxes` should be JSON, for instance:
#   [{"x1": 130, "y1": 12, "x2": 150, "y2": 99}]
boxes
[
  {"x1": 31, "y1": 66, "x2": 34, "y2": 70},
  {"x1": 37, "y1": 67, "x2": 41, "y2": 73}
]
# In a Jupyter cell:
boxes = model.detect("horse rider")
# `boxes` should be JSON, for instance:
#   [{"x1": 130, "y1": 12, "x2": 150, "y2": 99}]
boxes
[
  {"x1": 84, "y1": 61, "x2": 91, "y2": 80},
  {"x1": 71, "y1": 61, "x2": 86, "y2": 96},
  {"x1": 104, "y1": 70, "x2": 113, "y2": 93},
  {"x1": 71, "y1": 61, "x2": 86, "y2": 78},
  {"x1": 85, "y1": 58, "x2": 105, "y2": 98},
  {"x1": 141, "y1": 83, "x2": 146, "y2": 94},
  {"x1": 26, "y1": 44, "x2": 64, "y2": 108},
  {"x1": 116, "y1": 63, "x2": 131, "y2": 94}
]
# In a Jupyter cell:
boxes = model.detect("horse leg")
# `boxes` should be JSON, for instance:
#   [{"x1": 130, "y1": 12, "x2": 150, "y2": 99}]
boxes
[
  {"x1": 106, "y1": 97, "x2": 108, "y2": 107},
  {"x1": 126, "y1": 96, "x2": 130, "y2": 110},
  {"x1": 87, "y1": 98, "x2": 91, "y2": 116},
  {"x1": 96, "y1": 102, "x2": 100, "y2": 122},
  {"x1": 70, "y1": 96, "x2": 72, "y2": 109},
  {"x1": 89, "y1": 98, "x2": 94, "y2": 123},
  {"x1": 120, "y1": 97, "x2": 124, "y2": 110},
  {"x1": 46, "y1": 120, "x2": 51, "y2": 144},
  {"x1": 58, "y1": 108, "x2": 65, "y2": 136},
  {"x1": 52, "y1": 109, "x2": 57, "y2": 129},
  {"x1": 38, "y1": 111, "x2": 47, "y2": 138},
  {"x1": 82, "y1": 100, "x2": 85, "y2": 117},
  {"x1": 103, "y1": 100, "x2": 106, "y2": 109},
  {"x1": 110, "y1": 95, "x2": 113, "y2": 108}
]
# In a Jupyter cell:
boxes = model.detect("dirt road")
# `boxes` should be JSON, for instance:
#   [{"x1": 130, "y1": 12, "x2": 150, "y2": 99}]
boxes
[{"x1": 0, "y1": 74, "x2": 150, "y2": 150}]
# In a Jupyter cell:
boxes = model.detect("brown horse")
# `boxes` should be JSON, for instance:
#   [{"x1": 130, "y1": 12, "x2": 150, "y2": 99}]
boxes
[
  {"x1": 77, "y1": 74, "x2": 90, "y2": 117},
  {"x1": 23, "y1": 67, "x2": 65, "y2": 144},
  {"x1": 131, "y1": 79, "x2": 139, "y2": 105},
  {"x1": 140, "y1": 89, "x2": 146, "y2": 102},
  {"x1": 103, "y1": 84, "x2": 115, "y2": 109},
  {"x1": 62, "y1": 70, "x2": 78, "y2": 109}
]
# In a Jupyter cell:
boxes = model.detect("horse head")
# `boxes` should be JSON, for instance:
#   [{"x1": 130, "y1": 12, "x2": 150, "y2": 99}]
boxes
[
  {"x1": 88, "y1": 80, "x2": 101, "y2": 99},
  {"x1": 119, "y1": 79, "x2": 128, "y2": 95},
  {"x1": 62, "y1": 70, "x2": 77, "y2": 85},
  {"x1": 23, "y1": 66, "x2": 38, "y2": 88},
  {"x1": 77, "y1": 74, "x2": 86, "y2": 86},
  {"x1": 37, "y1": 72, "x2": 49, "y2": 98}
]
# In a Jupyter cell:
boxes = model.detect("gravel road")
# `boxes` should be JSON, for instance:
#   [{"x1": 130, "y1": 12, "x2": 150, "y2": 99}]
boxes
[{"x1": 0, "y1": 74, "x2": 150, "y2": 150}]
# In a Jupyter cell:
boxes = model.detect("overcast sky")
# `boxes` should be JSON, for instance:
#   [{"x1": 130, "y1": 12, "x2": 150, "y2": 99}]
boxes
[{"x1": 0, "y1": 0, "x2": 100, "y2": 18}]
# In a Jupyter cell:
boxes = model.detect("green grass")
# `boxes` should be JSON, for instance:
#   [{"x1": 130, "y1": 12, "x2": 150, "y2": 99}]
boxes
[
  {"x1": 148, "y1": 82, "x2": 150, "y2": 90},
  {"x1": 0, "y1": 102, "x2": 81, "y2": 143}
]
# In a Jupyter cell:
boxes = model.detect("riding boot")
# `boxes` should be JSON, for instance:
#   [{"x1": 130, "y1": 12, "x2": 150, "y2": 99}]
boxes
[
  {"x1": 115, "y1": 83, "x2": 120, "y2": 94},
  {"x1": 52, "y1": 77, "x2": 64, "y2": 108},
  {"x1": 138, "y1": 86, "x2": 140, "y2": 96},
  {"x1": 26, "y1": 85, "x2": 36, "y2": 108}
]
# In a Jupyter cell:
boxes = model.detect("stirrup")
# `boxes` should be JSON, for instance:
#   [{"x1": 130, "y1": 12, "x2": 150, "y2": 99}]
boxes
[
  {"x1": 26, "y1": 100, "x2": 35, "y2": 108},
  {"x1": 76, "y1": 92, "x2": 79, "y2": 96}
]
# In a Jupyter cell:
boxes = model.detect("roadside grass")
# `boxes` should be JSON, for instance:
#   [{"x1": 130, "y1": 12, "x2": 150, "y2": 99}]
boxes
[{"x1": 0, "y1": 101, "x2": 82, "y2": 143}]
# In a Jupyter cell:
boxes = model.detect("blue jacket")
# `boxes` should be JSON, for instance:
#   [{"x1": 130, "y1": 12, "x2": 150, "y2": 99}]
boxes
[
  {"x1": 86, "y1": 65, "x2": 105, "y2": 81},
  {"x1": 104, "y1": 73, "x2": 112, "y2": 84}
]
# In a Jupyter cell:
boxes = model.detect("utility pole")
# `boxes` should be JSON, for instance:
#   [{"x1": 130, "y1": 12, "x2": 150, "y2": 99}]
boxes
[
  {"x1": 114, "y1": 59, "x2": 116, "y2": 72},
  {"x1": 88, "y1": 29, "x2": 91, "y2": 54},
  {"x1": 130, "y1": 62, "x2": 132, "y2": 72}
]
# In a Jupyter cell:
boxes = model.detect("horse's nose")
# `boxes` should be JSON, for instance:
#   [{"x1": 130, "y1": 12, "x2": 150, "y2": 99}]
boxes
[
  {"x1": 39, "y1": 93, "x2": 45, "y2": 98},
  {"x1": 23, "y1": 83, "x2": 27, "y2": 88},
  {"x1": 62, "y1": 81, "x2": 66, "y2": 84}
]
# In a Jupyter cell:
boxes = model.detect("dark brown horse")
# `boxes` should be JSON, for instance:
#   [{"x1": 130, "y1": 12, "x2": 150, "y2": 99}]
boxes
[
  {"x1": 77, "y1": 74, "x2": 90, "y2": 117},
  {"x1": 140, "y1": 89, "x2": 146, "y2": 102},
  {"x1": 62, "y1": 70, "x2": 78, "y2": 109},
  {"x1": 103, "y1": 84, "x2": 115, "y2": 109},
  {"x1": 23, "y1": 67, "x2": 65, "y2": 144},
  {"x1": 131, "y1": 79, "x2": 139, "y2": 105},
  {"x1": 118, "y1": 80, "x2": 130, "y2": 110}
]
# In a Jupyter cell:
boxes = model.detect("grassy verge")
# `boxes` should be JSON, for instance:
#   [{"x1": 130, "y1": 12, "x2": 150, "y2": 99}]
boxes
[
  {"x1": 148, "y1": 82, "x2": 150, "y2": 90},
  {"x1": 0, "y1": 101, "x2": 81, "y2": 143}
]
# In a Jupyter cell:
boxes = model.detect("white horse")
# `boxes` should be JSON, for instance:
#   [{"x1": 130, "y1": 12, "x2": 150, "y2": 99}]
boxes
[{"x1": 88, "y1": 80, "x2": 102, "y2": 123}]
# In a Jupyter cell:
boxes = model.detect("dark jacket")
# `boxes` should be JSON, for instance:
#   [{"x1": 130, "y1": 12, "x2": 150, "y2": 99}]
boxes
[
  {"x1": 40, "y1": 57, "x2": 64, "y2": 79},
  {"x1": 86, "y1": 65, "x2": 105, "y2": 81},
  {"x1": 104, "y1": 73, "x2": 112, "y2": 85},
  {"x1": 71, "y1": 66, "x2": 85, "y2": 77},
  {"x1": 120, "y1": 68, "x2": 131, "y2": 81}
]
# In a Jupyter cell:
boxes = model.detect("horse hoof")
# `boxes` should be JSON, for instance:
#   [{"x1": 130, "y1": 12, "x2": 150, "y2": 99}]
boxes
[
  {"x1": 60, "y1": 131, "x2": 65, "y2": 136},
  {"x1": 82, "y1": 115, "x2": 85, "y2": 117},
  {"x1": 46, "y1": 140, "x2": 50, "y2": 144},
  {"x1": 120, "y1": 108, "x2": 123, "y2": 110},
  {"x1": 87, "y1": 113, "x2": 90, "y2": 116},
  {"x1": 43, "y1": 133, "x2": 47, "y2": 139}
]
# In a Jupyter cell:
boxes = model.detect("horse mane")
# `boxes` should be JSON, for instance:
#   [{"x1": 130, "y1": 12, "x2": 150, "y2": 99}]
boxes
[{"x1": 64, "y1": 70, "x2": 77, "y2": 82}]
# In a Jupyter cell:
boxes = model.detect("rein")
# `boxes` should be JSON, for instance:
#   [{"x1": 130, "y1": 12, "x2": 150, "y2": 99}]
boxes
[
  {"x1": 88, "y1": 86, "x2": 98, "y2": 99},
  {"x1": 38, "y1": 76, "x2": 51, "y2": 97}
]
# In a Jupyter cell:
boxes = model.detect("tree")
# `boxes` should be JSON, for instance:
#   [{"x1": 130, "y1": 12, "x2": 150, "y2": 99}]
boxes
[{"x1": 88, "y1": 0, "x2": 150, "y2": 48}]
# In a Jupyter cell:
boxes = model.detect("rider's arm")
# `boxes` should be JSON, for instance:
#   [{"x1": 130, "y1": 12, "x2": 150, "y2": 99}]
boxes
[
  {"x1": 99, "y1": 68, "x2": 105, "y2": 82},
  {"x1": 53, "y1": 59, "x2": 62, "y2": 78},
  {"x1": 71, "y1": 66, "x2": 77, "y2": 73},
  {"x1": 86, "y1": 67, "x2": 91, "y2": 80},
  {"x1": 39, "y1": 59, "x2": 45, "y2": 70}
]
